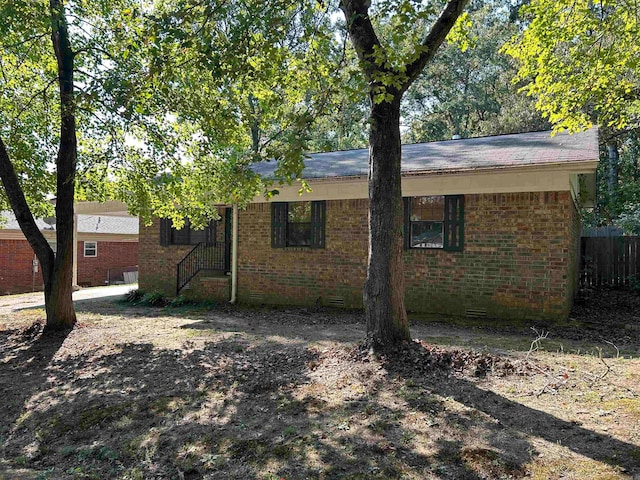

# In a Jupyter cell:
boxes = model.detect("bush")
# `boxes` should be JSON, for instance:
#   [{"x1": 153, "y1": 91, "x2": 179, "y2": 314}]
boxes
[
  {"x1": 169, "y1": 295, "x2": 193, "y2": 307},
  {"x1": 140, "y1": 291, "x2": 169, "y2": 307},
  {"x1": 124, "y1": 289, "x2": 145, "y2": 303}
]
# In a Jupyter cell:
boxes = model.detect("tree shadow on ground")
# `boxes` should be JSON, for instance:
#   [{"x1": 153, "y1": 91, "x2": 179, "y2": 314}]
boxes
[
  {"x1": 381, "y1": 343, "x2": 640, "y2": 476},
  {"x1": 1, "y1": 322, "x2": 639, "y2": 479},
  {"x1": 0, "y1": 325, "x2": 66, "y2": 458}
]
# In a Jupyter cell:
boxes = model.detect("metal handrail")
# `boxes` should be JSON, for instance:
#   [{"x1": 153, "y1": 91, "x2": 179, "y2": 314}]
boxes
[{"x1": 176, "y1": 242, "x2": 226, "y2": 294}]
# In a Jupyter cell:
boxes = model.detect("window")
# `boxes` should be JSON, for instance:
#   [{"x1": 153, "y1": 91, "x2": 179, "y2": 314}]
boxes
[
  {"x1": 84, "y1": 241, "x2": 97, "y2": 257},
  {"x1": 159, "y1": 218, "x2": 216, "y2": 246},
  {"x1": 404, "y1": 195, "x2": 464, "y2": 251},
  {"x1": 272, "y1": 201, "x2": 326, "y2": 248}
]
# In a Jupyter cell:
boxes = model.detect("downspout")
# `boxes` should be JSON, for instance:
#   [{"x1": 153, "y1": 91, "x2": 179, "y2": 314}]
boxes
[{"x1": 230, "y1": 203, "x2": 238, "y2": 304}]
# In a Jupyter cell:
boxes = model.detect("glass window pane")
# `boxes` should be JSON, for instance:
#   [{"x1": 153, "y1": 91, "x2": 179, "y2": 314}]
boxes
[
  {"x1": 84, "y1": 241, "x2": 97, "y2": 257},
  {"x1": 190, "y1": 227, "x2": 207, "y2": 244},
  {"x1": 411, "y1": 196, "x2": 444, "y2": 221},
  {"x1": 171, "y1": 227, "x2": 190, "y2": 244},
  {"x1": 288, "y1": 202, "x2": 311, "y2": 223},
  {"x1": 411, "y1": 221, "x2": 443, "y2": 248},
  {"x1": 287, "y1": 223, "x2": 311, "y2": 246}
]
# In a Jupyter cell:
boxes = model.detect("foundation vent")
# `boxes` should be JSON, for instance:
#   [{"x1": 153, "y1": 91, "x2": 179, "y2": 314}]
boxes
[
  {"x1": 327, "y1": 296, "x2": 345, "y2": 307},
  {"x1": 466, "y1": 308, "x2": 487, "y2": 319},
  {"x1": 249, "y1": 291, "x2": 264, "y2": 301}
]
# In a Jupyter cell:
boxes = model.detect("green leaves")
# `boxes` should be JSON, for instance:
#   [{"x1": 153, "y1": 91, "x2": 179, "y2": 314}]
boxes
[{"x1": 504, "y1": 0, "x2": 640, "y2": 133}]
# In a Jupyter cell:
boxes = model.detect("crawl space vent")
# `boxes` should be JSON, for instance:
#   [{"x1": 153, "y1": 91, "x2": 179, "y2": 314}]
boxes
[
  {"x1": 249, "y1": 291, "x2": 264, "y2": 301},
  {"x1": 327, "y1": 296, "x2": 345, "y2": 307},
  {"x1": 466, "y1": 308, "x2": 487, "y2": 319}
]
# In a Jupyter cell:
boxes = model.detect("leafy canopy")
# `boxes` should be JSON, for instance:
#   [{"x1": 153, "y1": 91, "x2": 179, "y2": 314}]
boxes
[
  {"x1": 503, "y1": 0, "x2": 640, "y2": 132},
  {"x1": 1, "y1": 0, "x2": 341, "y2": 230},
  {"x1": 109, "y1": 0, "x2": 341, "y2": 228}
]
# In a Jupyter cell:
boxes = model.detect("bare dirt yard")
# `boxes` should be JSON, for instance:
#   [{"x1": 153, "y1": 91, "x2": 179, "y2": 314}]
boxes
[{"x1": 1, "y1": 289, "x2": 639, "y2": 479}]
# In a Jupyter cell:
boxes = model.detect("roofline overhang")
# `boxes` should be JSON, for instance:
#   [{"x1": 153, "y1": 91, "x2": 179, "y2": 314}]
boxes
[{"x1": 268, "y1": 158, "x2": 600, "y2": 185}]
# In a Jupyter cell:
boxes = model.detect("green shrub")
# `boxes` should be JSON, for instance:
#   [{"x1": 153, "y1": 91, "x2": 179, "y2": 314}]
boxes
[
  {"x1": 170, "y1": 295, "x2": 193, "y2": 308},
  {"x1": 124, "y1": 289, "x2": 145, "y2": 303},
  {"x1": 141, "y1": 291, "x2": 169, "y2": 307}
]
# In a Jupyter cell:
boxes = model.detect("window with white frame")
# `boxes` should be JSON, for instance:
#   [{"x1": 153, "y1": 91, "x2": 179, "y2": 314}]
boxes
[{"x1": 84, "y1": 241, "x2": 97, "y2": 257}]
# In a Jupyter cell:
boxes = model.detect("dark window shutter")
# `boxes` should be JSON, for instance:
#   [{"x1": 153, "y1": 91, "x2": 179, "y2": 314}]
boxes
[
  {"x1": 403, "y1": 197, "x2": 411, "y2": 250},
  {"x1": 310, "y1": 201, "x2": 326, "y2": 248},
  {"x1": 271, "y1": 203, "x2": 287, "y2": 248},
  {"x1": 159, "y1": 218, "x2": 171, "y2": 246},
  {"x1": 205, "y1": 220, "x2": 217, "y2": 244},
  {"x1": 172, "y1": 219, "x2": 191, "y2": 245},
  {"x1": 444, "y1": 195, "x2": 464, "y2": 252}
]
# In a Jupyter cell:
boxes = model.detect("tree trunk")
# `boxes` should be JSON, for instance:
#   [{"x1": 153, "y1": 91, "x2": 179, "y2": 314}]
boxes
[
  {"x1": 0, "y1": 1, "x2": 78, "y2": 332},
  {"x1": 607, "y1": 142, "x2": 619, "y2": 204},
  {"x1": 364, "y1": 98, "x2": 411, "y2": 349},
  {"x1": 46, "y1": 0, "x2": 77, "y2": 331},
  {"x1": 340, "y1": 0, "x2": 468, "y2": 349}
]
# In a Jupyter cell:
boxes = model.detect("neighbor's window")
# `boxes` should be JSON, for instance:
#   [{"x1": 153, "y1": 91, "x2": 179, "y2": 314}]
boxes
[
  {"x1": 84, "y1": 241, "x2": 97, "y2": 257},
  {"x1": 159, "y1": 218, "x2": 216, "y2": 246},
  {"x1": 272, "y1": 201, "x2": 326, "y2": 248},
  {"x1": 404, "y1": 195, "x2": 464, "y2": 251}
]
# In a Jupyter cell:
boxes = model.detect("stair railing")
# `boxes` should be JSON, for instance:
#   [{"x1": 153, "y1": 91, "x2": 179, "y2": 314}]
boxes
[{"x1": 176, "y1": 242, "x2": 226, "y2": 294}]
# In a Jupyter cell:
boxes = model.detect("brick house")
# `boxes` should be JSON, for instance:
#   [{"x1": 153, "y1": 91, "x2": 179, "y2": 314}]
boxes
[
  {"x1": 0, "y1": 213, "x2": 138, "y2": 295},
  {"x1": 139, "y1": 129, "x2": 599, "y2": 321}
]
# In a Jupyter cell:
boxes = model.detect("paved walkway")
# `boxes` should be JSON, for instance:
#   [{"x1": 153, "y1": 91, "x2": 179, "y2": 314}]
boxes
[{"x1": 0, "y1": 284, "x2": 137, "y2": 315}]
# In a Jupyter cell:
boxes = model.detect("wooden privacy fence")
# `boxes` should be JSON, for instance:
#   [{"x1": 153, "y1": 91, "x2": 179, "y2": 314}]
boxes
[{"x1": 580, "y1": 236, "x2": 640, "y2": 288}]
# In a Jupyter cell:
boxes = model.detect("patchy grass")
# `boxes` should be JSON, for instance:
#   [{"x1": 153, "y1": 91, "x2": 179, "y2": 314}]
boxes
[{"x1": 0, "y1": 294, "x2": 639, "y2": 479}]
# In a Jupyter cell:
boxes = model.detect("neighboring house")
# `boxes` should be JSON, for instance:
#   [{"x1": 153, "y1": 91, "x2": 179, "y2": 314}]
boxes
[
  {"x1": 139, "y1": 129, "x2": 599, "y2": 321},
  {"x1": 0, "y1": 213, "x2": 139, "y2": 295}
]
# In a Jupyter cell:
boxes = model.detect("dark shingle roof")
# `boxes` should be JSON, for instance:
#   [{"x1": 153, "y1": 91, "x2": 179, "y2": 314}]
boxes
[
  {"x1": 0, "y1": 213, "x2": 138, "y2": 235},
  {"x1": 252, "y1": 129, "x2": 598, "y2": 180}
]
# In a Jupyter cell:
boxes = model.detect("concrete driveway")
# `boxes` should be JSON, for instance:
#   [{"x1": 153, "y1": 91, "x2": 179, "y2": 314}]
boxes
[{"x1": 0, "y1": 284, "x2": 137, "y2": 315}]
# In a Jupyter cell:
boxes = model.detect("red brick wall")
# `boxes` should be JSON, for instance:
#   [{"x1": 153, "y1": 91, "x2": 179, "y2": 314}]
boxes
[
  {"x1": 237, "y1": 200, "x2": 369, "y2": 308},
  {"x1": 404, "y1": 192, "x2": 577, "y2": 320},
  {"x1": 139, "y1": 220, "x2": 188, "y2": 295},
  {"x1": 77, "y1": 241, "x2": 139, "y2": 287},
  {"x1": 138, "y1": 192, "x2": 580, "y2": 321},
  {"x1": 0, "y1": 240, "x2": 39, "y2": 295},
  {"x1": 0, "y1": 239, "x2": 138, "y2": 294},
  {"x1": 138, "y1": 214, "x2": 228, "y2": 296}
]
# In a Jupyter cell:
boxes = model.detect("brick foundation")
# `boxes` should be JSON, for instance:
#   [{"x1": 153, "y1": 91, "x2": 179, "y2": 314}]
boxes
[{"x1": 182, "y1": 274, "x2": 230, "y2": 303}]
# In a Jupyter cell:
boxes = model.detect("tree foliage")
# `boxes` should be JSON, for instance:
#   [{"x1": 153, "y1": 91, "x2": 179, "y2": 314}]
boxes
[
  {"x1": 504, "y1": 0, "x2": 640, "y2": 133},
  {"x1": 403, "y1": 0, "x2": 548, "y2": 142},
  {"x1": 112, "y1": 0, "x2": 341, "y2": 229},
  {"x1": 0, "y1": 0, "x2": 339, "y2": 330}
]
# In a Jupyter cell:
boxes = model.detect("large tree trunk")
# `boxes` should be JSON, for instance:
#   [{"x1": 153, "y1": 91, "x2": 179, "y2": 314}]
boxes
[
  {"x1": 0, "y1": 1, "x2": 77, "y2": 332},
  {"x1": 364, "y1": 98, "x2": 411, "y2": 349},
  {"x1": 46, "y1": 0, "x2": 77, "y2": 331},
  {"x1": 341, "y1": 0, "x2": 468, "y2": 349}
]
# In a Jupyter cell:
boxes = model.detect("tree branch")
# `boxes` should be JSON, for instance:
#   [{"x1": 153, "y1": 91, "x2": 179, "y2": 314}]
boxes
[
  {"x1": 401, "y1": 0, "x2": 470, "y2": 93},
  {"x1": 1, "y1": 32, "x2": 49, "y2": 49},
  {"x1": 0, "y1": 137, "x2": 54, "y2": 263},
  {"x1": 339, "y1": 0, "x2": 385, "y2": 81}
]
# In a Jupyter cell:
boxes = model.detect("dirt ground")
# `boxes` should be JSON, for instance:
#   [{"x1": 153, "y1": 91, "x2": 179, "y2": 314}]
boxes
[{"x1": 0, "y1": 289, "x2": 639, "y2": 479}]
